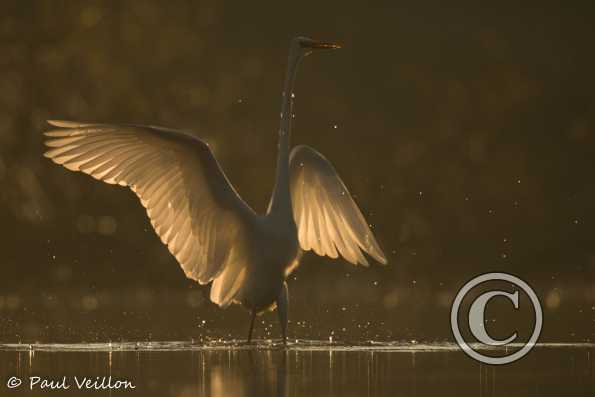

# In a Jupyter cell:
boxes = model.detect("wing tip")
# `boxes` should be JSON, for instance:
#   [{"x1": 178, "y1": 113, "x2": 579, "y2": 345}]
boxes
[{"x1": 369, "y1": 248, "x2": 388, "y2": 266}]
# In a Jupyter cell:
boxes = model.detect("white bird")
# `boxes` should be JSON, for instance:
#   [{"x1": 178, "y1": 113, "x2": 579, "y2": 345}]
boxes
[{"x1": 43, "y1": 37, "x2": 387, "y2": 344}]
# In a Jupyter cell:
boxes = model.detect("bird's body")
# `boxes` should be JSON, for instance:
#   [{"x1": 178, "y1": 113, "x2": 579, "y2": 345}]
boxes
[
  {"x1": 236, "y1": 213, "x2": 299, "y2": 313},
  {"x1": 44, "y1": 37, "x2": 386, "y2": 343}
]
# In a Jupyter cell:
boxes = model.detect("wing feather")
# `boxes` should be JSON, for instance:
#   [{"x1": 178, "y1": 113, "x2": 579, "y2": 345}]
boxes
[
  {"x1": 289, "y1": 145, "x2": 386, "y2": 266},
  {"x1": 44, "y1": 120, "x2": 256, "y2": 307}
]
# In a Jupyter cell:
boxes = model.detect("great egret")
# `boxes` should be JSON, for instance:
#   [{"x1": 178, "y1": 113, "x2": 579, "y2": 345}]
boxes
[{"x1": 43, "y1": 36, "x2": 387, "y2": 343}]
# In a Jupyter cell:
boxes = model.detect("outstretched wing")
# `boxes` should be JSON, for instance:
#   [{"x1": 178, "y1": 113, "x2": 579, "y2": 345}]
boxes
[
  {"x1": 43, "y1": 120, "x2": 255, "y2": 307},
  {"x1": 289, "y1": 145, "x2": 387, "y2": 266}
]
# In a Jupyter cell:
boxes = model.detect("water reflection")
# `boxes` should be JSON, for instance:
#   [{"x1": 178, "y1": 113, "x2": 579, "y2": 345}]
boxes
[
  {"x1": 194, "y1": 350, "x2": 287, "y2": 397},
  {"x1": 0, "y1": 342, "x2": 593, "y2": 396}
]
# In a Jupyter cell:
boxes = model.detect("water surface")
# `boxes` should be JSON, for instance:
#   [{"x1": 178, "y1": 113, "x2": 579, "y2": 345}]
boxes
[{"x1": 0, "y1": 341, "x2": 592, "y2": 396}]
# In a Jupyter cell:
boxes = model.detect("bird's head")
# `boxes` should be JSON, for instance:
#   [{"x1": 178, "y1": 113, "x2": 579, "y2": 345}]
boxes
[{"x1": 293, "y1": 36, "x2": 341, "y2": 57}]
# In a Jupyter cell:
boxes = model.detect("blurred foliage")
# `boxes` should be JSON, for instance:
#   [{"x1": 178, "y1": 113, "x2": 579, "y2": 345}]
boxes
[{"x1": 0, "y1": 1, "x2": 594, "y2": 342}]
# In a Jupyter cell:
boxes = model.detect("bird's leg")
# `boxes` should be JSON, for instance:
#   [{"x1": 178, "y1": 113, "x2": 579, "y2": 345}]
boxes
[
  {"x1": 277, "y1": 282, "x2": 289, "y2": 346},
  {"x1": 247, "y1": 309, "x2": 256, "y2": 344}
]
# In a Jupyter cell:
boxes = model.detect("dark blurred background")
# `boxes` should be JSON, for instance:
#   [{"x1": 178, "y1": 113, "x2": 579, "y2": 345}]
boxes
[{"x1": 0, "y1": 1, "x2": 594, "y2": 343}]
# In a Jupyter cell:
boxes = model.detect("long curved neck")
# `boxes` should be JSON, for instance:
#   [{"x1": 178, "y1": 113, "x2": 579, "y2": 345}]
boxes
[{"x1": 267, "y1": 50, "x2": 303, "y2": 218}]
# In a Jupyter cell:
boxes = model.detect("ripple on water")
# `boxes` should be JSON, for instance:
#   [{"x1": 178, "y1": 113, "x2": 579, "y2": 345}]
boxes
[{"x1": 0, "y1": 340, "x2": 593, "y2": 353}]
